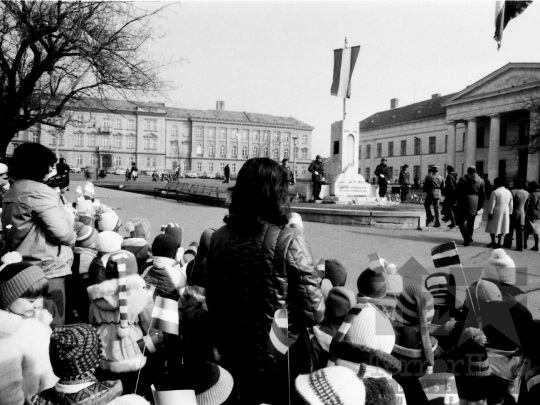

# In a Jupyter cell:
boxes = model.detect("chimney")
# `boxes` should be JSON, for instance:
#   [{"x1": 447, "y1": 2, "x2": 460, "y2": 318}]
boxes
[
  {"x1": 390, "y1": 98, "x2": 399, "y2": 109},
  {"x1": 431, "y1": 93, "x2": 441, "y2": 99},
  {"x1": 216, "y1": 101, "x2": 225, "y2": 110}
]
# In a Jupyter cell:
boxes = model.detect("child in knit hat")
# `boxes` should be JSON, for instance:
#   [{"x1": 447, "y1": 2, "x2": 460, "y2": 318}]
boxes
[
  {"x1": 95, "y1": 205, "x2": 122, "y2": 233},
  {"x1": 32, "y1": 323, "x2": 123, "y2": 405},
  {"x1": 75, "y1": 197, "x2": 96, "y2": 227},
  {"x1": 311, "y1": 286, "x2": 356, "y2": 370},
  {"x1": 356, "y1": 266, "x2": 396, "y2": 320},
  {"x1": 0, "y1": 252, "x2": 58, "y2": 404},
  {"x1": 481, "y1": 248, "x2": 522, "y2": 298},
  {"x1": 122, "y1": 218, "x2": 152, "y2": 271}
]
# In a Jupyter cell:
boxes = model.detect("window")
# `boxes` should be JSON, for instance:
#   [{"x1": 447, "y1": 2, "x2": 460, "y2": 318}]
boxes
[
  {"x1": 128, "y1": 119, "x2": 135, "y2": 130},
  {"x1": 366, "y1": 144, "x2": 371, "y2": 159},
  {"x1": 231, "y1": 128, "x2": 238, "y2": 140},
  {"x1": 146, "y1": 157, "x2": 156, "y2": 167},
  {"x1": 429, "y1": 136, "x2": 436, "y2": 154},
  {"x1": 365, "y1": 168, "x2": 371, "y2": 181},
  {"x1": 220, "y1": 163, "x2": 225, "y2": 171},
  {"x1": 232, "y1": 145, "x2": 237, "y2": 156},
  {"x1": 358, "y1": 145, "x2": 362, "y2": 159},
  {"x1": 519, "y1": 121, "x2": 529, "y2": 145},
  {"x1": 208, "y1": 162, "x2": 214, "y2": 172},
  {"x1": 172, "y1": 143, "x2": 179, "y2": 155},
  {"x1": 220, "y1": 145, "x2": 226, "y2": 157},
  {"x1": 219, "y1": 128, "x2": 226, "y2": 139},
  {"x1": 114, "y1": 156, "x2": 122, "y2": 167},
  {"x1": 333, "y1": 141, "x2": 340, "y2": 155},
  {"x1": 183, "y1": 125, "x2": 189, "y2": 137},
  {"x1": 75, "y1": 134, "x2": 83, "y2": 146},
  {"x1": 388, "y1": 166, "x2": 393, "y2": 181},
  {"x1": 128, "y1": 156, "x2": 134, "y2": 166},
  {"x1": 253, "y1": 131, "x2": 260, "y2": 141},
  {"x1": 90, "y1": 116, "x2": 97, "y2": 128},
  {"x1": 114, "y1": 135, "x2": 122, "y2": 148},
  {"x1": 302, "y1": 148, "x2": 307, "y2": 159},
  {"x1": 242, "y1": 130, "x2": 248, "y2": 140},
  {"x1": 32, "y1": 133, "x2": 39, "y2": 143},
  {"x1": 376, "y1": 143, "x2": 382, "y2": 158},
  {"x1": 388, "y1": 142, "x2": 394, "y2": 157},
  {"x1": 183, "y1": 161, "x2": 189, "y2": 172},
  {"x1": 242, "y1": 146, "x2": 248, "y2": 157},
  {"x1": 231, "y1": 163, "x2": 236, "y2": 173},
  {"x1": 284, "y1": 133, "x2": 290, "y2": 142},
  {"x1": 414, "y1": 138, "x2": 421, "y2": 155},
  {"x1": 196, "y1": 144, "x2": 203, "y2": 155},
  {"x1": 182, "y1": 143, "x2": 188, "y2": 154},
  {"x1": 263, "y1": 148, "x2": 269, "y2": 157},
  {"x1": 294, "y1": 147, "x2": 298, "y2": 158},
  {"x1": 273, "y1": 149, "x2": 279, "y2": 158},
  {"x1": 253, "y1": 147, "x2": 259, "y2": 156},
  {"x1": 145, "y1": 119, "x2": 157, "y2": 131},
  {"x1": 172, "y1": 125, "x2": 178, "y2": 136},
  {"x1": 284, "y1": 149, "x2": 289, "y2": 159},
  {"x1": 263, "y1": 131, "x2": 269, "y2": 142},
  {"x1": 197, "y1": 162, "x2": 202, "y2": 172},
  {"x1": 302, "y1": 135, "x2": 307, "y2": 144},
  {"x1": 89, "y1": 134, "x2": 96, "y2": 147},
  {"x1": 114, "y1": 118, "x2": 122, "y2": 130},
  {"x1": 102, "y1": 136, "x2": 110, "y2": 147},
  {"x1": 103, "y1": 117, "x2": 110, "y2": 128},
  {"x1": 500, "y1": 123, "x2": 507, "y2": 146},
  {"x1": 76, "y1": 154, "x2": 83, "y2": 166},
  {"x1": 74, "y1": 115, "x2": 84, "y2": 127},
  {"x1": 197, "y1": 127, "x2": 203, "y2": 137},
  {"x1": 50, "y1": 134, "x2": 57, "y2": 145},
  {"x1": 302, "y1": 166, "x2": 307, "y2": 175},
  {"x1": 127, "y1": 136, "x2": 135, "y2": 149},
  {"x1": 274, "y1": 132, "x2": 280, "y2": 143},
  {"x1": 401, "y1": 140, "x2": 406, "y2": 156},
  {"x1": 413, "y1": 165, "x2": 420, "y2": 181},
  {"x1": 476, "y1": 127, "x2": 485, "y2": 148},
  {"x1": 208, "y1": 144, "x2": 214, "y2": 156},
  {"x1": 90, "y1": 155, "x2": 97, "y2": 166},
  {"x1": 145, "y1": 137, "x2": 156, "y2": 149},
  {"x1": 209, "y1": 127, "x2": 215, "y2": 138}
]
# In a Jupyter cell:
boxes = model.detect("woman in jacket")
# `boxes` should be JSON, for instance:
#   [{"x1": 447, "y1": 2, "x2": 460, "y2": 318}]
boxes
[
  {"x1": 206, "y1": 158, "x2": 325, "y2": 405},
  {"x1": 1, "y1": 143, "x2": 76, "y2": 324}
]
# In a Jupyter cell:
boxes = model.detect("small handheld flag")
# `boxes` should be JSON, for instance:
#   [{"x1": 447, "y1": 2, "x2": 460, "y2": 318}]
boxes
[
  {"x1": 150, "y1": 296, "x2": 180, "y2": 335},
  {"x1": 368, "y1": 252, "x2": 385, "y2": 273},
  {"x1": 137, "y1": 331, "x2": 163, "y2": 354},
  {"x1": 431, "y1": 242, "x2": 461, "y2": 268},
  {"x1": 268, "y1": 308, "x2": 296, "y2": 358}
]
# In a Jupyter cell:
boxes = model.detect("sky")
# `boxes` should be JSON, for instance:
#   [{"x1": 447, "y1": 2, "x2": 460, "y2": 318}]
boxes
[{"x1": 144, "y1": 0, "x2": 540, "y2": 158}]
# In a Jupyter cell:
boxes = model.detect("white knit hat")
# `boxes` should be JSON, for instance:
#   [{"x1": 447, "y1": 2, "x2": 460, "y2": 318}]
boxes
[
  {"x1": 96, "y1": 231, "x2": 124, "y2": 253},
  {"x1": 482, "y1": 248, "x2": 516, "y2": 285},
  {"x1": 345, "y1": 304, "x2": 396, "y2": 354},
  {"x1": 295, "y1": 366, "x2": 366, "y2": 405},
  {"x1": 97, "y1": 206, "x2": 122, "y2": 232}
]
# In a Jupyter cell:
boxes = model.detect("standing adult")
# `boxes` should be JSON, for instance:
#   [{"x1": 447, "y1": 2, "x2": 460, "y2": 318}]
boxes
[
  {"x1": 56, "y1": 157, "x2": 70, "y2": 190},
  {"x1": 2, "y1": 143, "x2": 77, "y2": 324},
  {"x1": 223, "y1": 164, "x2": 230, "y2": 184},
  {"x1": 308, "y1": 155, "x2": 325, "y2": 201},
  {"x1": 455, "y1": 166, "x2": 485, "y2": 247},
  {"x1": 281, "y1": 158, "x2": 295, "y2": 185},
  {"x1": 442, "y1": 165, "x2": 458, "y2": 228},
  {"x1": 130, "y1": 162, "x2": 138, "y2": 181},
  {"x1": 525, "y1": 181, "x2": 540, "y2": 251},
  {"x1": 374, "y1": 158, "x2": 390, "y2": 199},
  {"x1": 423, "y1": 166, "x2": 445, "y2": 227},
  {"x1": 398, "y1": 164, "x2": 410, "y2": 203},
  {"x1": 206, "y1": 158, "x2": 324, "y2": 405},
  {"x1": 485, "y1": 177, "x2": 513, "y2": 248},
  {"x1": 503, "y1": 179, "x2": 530, "y2": 251},
  {"x1": 482, "y1": 173, "x2": 492, "y2": 200}
]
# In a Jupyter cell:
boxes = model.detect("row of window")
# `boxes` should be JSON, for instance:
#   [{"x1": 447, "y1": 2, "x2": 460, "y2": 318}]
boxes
[
  {"x1": 194, "y1": 144, "x2": 308, "y2": 159},
  {"x1": 71, "y1": 154, "x2": 156, "y2": 168},
  {"x1": 360, "y1": 137, "x2": 437, "y2": 159},
  {"x1": 195, "y1": 128, "x2": 308, "y2": 144},
  {"x1": 54, "y1": 134, "x2": 157, "y2": 149},
  {"x1": 73, "y1": 116, "x2": 161, "y2": 132},
  {"x1": 193, "y1": 161, "x2": 309, "y2": 175}
]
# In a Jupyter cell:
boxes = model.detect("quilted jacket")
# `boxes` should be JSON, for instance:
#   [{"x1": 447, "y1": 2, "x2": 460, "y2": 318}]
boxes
[{"x1": 206, "y1": 221, "x2": 325, "y2": 404}]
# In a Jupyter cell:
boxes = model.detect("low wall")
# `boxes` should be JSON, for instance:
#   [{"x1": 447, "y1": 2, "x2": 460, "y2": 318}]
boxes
[{"x1": 292, "y1": 206, "x2": 426, "y2": 230}]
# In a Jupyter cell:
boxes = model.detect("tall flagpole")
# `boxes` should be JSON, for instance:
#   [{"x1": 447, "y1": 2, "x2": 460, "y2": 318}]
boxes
[{"x1": 343, "y1": 37, "x2": 347, "y2": 121}]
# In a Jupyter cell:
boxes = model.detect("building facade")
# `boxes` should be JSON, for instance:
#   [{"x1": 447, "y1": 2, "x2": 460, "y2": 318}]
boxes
[
  {"x1": 359, "y1": 63, "x2": 540, "y2": 184},
  {"x1": 11, "y1": 100, "x2": 314, "y2": 179}
]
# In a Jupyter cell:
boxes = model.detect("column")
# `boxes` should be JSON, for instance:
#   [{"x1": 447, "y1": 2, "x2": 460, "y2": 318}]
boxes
[
  {"x1": 446, "y1": 120, "x2": 456, "y2": 169},
  {"x1": 465, "y1": 118, "x2": 477, "y2": 169},
  {"x1": 487, "y1": 114, "x2": 501, "y2": 181},
  {"x1": 527, "y1": 118, "x2": 540, "y2": 182}
]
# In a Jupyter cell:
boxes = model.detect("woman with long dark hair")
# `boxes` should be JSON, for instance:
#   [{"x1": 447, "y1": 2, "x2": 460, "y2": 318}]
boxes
[{"x1": 206, "y1": 158, "x2": 324, "y2": 405}]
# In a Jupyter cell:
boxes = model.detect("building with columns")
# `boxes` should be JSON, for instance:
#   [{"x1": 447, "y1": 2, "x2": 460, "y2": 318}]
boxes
[
  {"x1": 10, "y1": 99, "x2": 314, "y2": 179},
  {"x1": 359, "y1": 63, "x2": 540, "y2": 184}
]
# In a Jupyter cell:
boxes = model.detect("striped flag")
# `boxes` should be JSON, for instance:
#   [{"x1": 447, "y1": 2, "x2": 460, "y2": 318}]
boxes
[
  {"x1": 268, "y1": 308, "x2": 296, "y2": 358},
  {"x1": 331, "y1": 46, "x2": 360, "y2": 99},
  {"x1": 368, "y1": 252, "x2": 385, "y2": 273},
  {"x1": 150, "y1": 296, "x2": 180, "y2": 335},
  {"x1": 494, "y1": 1, "x2": 532, "y2": 49},
  {"x1": 431, "y1": 242, "x2": 461, "y2": 268},
  {"x1": 137, "y1": 331, "x2": 163, "y2": 354}
]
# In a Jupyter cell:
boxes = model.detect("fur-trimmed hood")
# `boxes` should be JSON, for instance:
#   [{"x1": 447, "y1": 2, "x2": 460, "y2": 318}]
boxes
[
  {"x1": 121, "y1": 238, "x2": 149, "y2": 248},
  {"x1": 334, "y1": 340, "x2": 402, "y2": 376},
  {"x1": 87, "y1": 274, "x2": 148, "y2": 313},
  {"x1": 0, "y1": 309, "x2": 24, "y2": 338}
]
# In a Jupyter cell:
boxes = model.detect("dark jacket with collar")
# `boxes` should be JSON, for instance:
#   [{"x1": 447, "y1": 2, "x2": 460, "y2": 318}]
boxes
[{"x1": 455, "y1": 173, "x2": 485, "y2": 216}]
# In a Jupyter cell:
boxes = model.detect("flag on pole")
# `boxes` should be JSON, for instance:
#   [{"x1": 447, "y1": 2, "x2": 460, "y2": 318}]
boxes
[
  {"x1": 494, "y1": 1, "x2": 532, "y2": 49},
  {"x1": 268, "y1": 308, "x2": 296, "y2": 358},
  {"x1": 331, "y1": 46, "x2": 360, "y2": 99},
  {"x1": 137, "y1": 331, "x2": 163, "y2": 354},
  {"x1": 150, "y1": 296, "x2": 180, "y2": 335},
  {"x1": 431, "y1": 242, "x2": 461, "y2": 268},
  {"x1": 368, "y1": 252, "x2": 385, "y2": 273}
]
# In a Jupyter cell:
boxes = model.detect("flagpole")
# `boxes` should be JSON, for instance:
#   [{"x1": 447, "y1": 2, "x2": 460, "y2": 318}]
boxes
[{"x1": 343, "y1": 37, "x2": 347, "y2": 121}]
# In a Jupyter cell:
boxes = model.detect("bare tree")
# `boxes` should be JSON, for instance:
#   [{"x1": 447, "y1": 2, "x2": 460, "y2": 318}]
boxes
[
  {"x1": 0, "y1": 1, "x2": 172, "y2": 154},
  {"x1": 514, "y1": 91, "x2": 540, "y2": 155}
]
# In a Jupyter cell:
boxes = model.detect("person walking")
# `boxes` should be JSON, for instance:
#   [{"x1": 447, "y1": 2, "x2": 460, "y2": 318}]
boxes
[
  {"x1": 442, "y1": 165, "x2": 458, "y2": 228},
  {"x1": 130, "y1": 162, "x2": 138, "y2": 181},
  {"x1": 482, "y1": 173, "x2": 492, "y2": 200},
  {"x1": 485, "y1": 177, "x2": 513, "y2": 248},
  {"x1": 503, "y1": 179, "x2": 530, "y2": 251},
  {"x1": 423, "y1": 166, "x2": 445, "y2": 227},
  {"x1": 455, "y1": 166, "x2": 485, "y2": 247},
  {"x1": 206, "y1": 158, "x2": 324, "y2": 405},
  {"x1": 374, "y1": 158, "x2": 390, "y2": 199},
  {"x1": 281, "y1": 158, "x2": 295, "y2": 185},
  {"x1": 223, "y1": 164, "x2": 230, "y2": 184},
  {"x1": 398, "y1": 164, "x2": 410, "y2": 203},
  {"x1": 308, "y1": 155, "x2": 325, "y2": 201},
  {"x1": 525, "y1": 181, "x2": 540, "y2": 251}
]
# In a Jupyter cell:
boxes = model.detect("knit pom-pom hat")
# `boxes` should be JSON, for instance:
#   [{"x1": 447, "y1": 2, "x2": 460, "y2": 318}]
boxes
[
  {"x1": 75, "y1": 222, "x2": 98, "y2": 249},
  {"x1": 96, "y1": 231, "x2": 124, "y2": 254},
  {"x1": 482, "y1": 248, "x2": 516, "y2": 285},
  {"x1": 357, "y1": 269, "x2": 387, "y2": 299},
  {"x1": 152, "y1": 234, "x2": 180, "y2": 260},
  {"x1": 96, "y1": 205, "x2": 122, "y2": 232},
  {"x1": 325, "y1": 259, "x2": 347, "y2": 287},
  {"x1": 84, "y1": 181, "x2": 95, "y2": 200},
  {"x1": 0, "y1": 252, "x2": 48, "y2": 310},
  {"x1": 125, "y1": 218, "x2": 151, "y2": 241},
  {"x1": 295, "y1": 366, "x2": 366, "y2": 405},
  {"x1": 325, "y1": 287, "x2": 357, "y2": 322},
  {"x1": 161, "y1": 223, "x2": 183, "y2": 246},
  {"x1": 345, "y1": 304, "x2": 396, "y2": 354}
]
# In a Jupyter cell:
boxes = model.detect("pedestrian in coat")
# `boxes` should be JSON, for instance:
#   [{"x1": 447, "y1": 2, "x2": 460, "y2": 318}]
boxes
[
  {"x1": 223, "y1": 164, "x2": 230, "y2": 184},
  {"x1": 525, "y1": 181, "x2": 540, "y2": 251},
  {"x1": 454, "y1": 166, "x2": 485, "y2": 247},
  {"x1": 308, "y1": 155, "x2": 325, "y2": 201},
  {"x1": 423, "y1": 166, "x2": 445, "y2": 227},
  {"x1": 442, "y1": 165, "x2": 458, "y2": 228},
  {"x1": 374, "y1": 158, "x2": 390, "y2": 199},
  {"x1": 130, "y1": 162, "x2": 138, "y2": 181},
  {"x1": 282, "y1": 158, "x2": 295, "y2": 185},
  {"x1": 485, "y1": 177, "x2": 513, "y2": 248},
  {"x1": 399, "y1": 164, "x2": 410, "y2": 203},
  {"x1": 206, "y1": 158, "x2": 325, "y2": 405},
  {"x1": 503, "y1": 179, "x2": 530, "y2": 251}
]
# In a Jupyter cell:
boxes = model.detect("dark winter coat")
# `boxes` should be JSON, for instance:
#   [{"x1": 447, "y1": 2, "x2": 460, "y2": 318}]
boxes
[
  {"x1": 443, "y1": 172, "x2": 458, "y2": 202},
  {"x1": 455, "y1": 173, "x2": 485, "y2": 216},
  {"x1": 224, "y1": 165, "x2": 230, "y2": 176},
  {"x1": 121, "y1": 238, "x2": 152, "y2": 272},
  {"x1": 399, "y1": 170, "x2": 410, "y2": 185},
  {"x1": 206, "y1": 222, "x2": 325, "y2": 404},
  {"x1": 374, "y1": 164, "x2": 391, "y2": 185},
  {"x1": 423, "y1": 173, "x2": 445, "y2": 197},
  {"x1": 308, "y1": 160, "x2": 325, "y2": 183}
]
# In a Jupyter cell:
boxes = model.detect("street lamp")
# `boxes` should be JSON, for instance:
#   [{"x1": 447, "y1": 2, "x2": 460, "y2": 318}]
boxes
[
  {"x1": 292, "y1": 135, "x2": 298, "y2": 180},
  {"x1": 414, "y1": 136, "x2": 422, "y2": 185}
]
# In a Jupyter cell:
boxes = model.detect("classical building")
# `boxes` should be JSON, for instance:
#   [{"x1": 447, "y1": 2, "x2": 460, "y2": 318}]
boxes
[
  {"x1": 359, "y1": 63, "x2": 540, "y2": 184},
  {"x1": 10, "y1": 100, "x2": 314, "y2": 179}
]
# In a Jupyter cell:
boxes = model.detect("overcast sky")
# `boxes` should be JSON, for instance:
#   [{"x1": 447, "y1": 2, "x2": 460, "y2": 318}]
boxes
[{"x1": 147, "y1": 1, "x2": 540, "y2": 157}]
